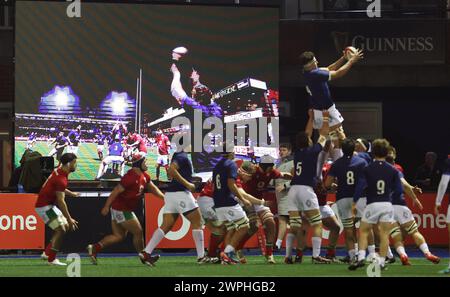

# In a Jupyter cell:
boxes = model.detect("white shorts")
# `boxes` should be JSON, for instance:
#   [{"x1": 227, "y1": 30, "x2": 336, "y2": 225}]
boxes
[
  {"x1": 287, "y1": 185, "x2": 320, "y2": 212},
  {"x1": 393, "y1": 205, "x2": 415, "y2": 225},
  {"x1": 157, "y1": 154, "x2": 169, "y2": 166},
  {"x1": 355, "y1": 197, "x2": 367, "y2": 218},
  {"x1": 361, "y1": 202, "x2": 394, "y2": 225},
  {"x1": 276, "y1": 191, "x2": 290, "y2": 216},
  {"x1": 97, "y1": 145, "x2": 104, "y2": 151},
  {"x1": 35, "y1": 205, "x2": 68, "y2": 230},
  {"x1": 103, "y1": 155, "x2": 124, "y2": 165},
  {"x1": 320, "y1": 204, "x2": 335, "y2": 219},
  {"x1": 163, "y1": 191, "x2": 198, "y2": 214},
  {"x1": 215, "y1": 204, "x2": 247, "y2": 223},
  {"x1": 336, "y1": 197, "x2": 354, "y2": 220},
  {"x1": 313, "y1": 104, "x2": 344, "y2": 129},
  {"x1": 26, "y1": 141, "x2": 34, "y2": 149},
  {"x1": 253, "y1": 204, "x2": 271, "y2": 214},
  {"x1": 111, "y1": 208, "x2": 137, "y2": 224},
  {"x1": 197, "y1": 196, "x2": 218, "y2": 221},
  {"x1": 67, "y1": 146, "x2": 79, "y2": 155}
]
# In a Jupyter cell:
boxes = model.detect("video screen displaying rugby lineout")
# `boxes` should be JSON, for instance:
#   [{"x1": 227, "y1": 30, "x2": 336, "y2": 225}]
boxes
[{"x1": 15, "y1": 1, "x2": 279, "y2": 181}]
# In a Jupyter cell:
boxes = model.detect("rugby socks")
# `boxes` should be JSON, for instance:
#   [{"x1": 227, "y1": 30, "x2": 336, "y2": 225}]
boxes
[
  {"x1": 94, "y1": 242, "x2": 103, "y2": 253},
  {"x1": 275, "y1": 239, "x2": 283, "y2": 250},
  {"x1": 266, "y1": 244, "x2": 273, "y2": 256},
  {"x1": 144, "y1": 228, "x2": 165, "y2": 254},
  {"x1": 348, "y1": 249, "x2": 356, "y2": 259},
  {"x1": 368, "y1": 244, "x2": 376, "y2": 257},
  {"x1": 48, "y1": 248, "x2": 58, "y2": 262},
  {"x1": 419, "y1": 243, "x2": 430, "y2": 255},
  {"x1": 296, "y1": 249, "x2": 303, "y2": 257},
  {"x1": 358, "y1": 250, "x2": 366, "y2": 262},
  {"x1": 285, "y1": 233, "x2": 295, "y2": 258},
  {"x1": 396, "y1": 246, "x2": 407, "y2": 257},
  {"x1": 387, "y1": 246, "x2": 394, "y2": 259},
  {"x1": 236, "y1": 232, "x2": 253, "y2": 251},
  {"x1": 312, "y1": 237, "x2": 322, "y2": 258},
  {"x1": 207, "y1": 233, "x2": 223, "y2": 257},
  {"x1": 224, "y1": 244, "x2": 235, "y2": 254},
  {"x1": 44, "y1": 243, "x2": 52, "y2": 256},
  {"x1": 192, "y1": 229, "x2": 205, "y2": 259}
]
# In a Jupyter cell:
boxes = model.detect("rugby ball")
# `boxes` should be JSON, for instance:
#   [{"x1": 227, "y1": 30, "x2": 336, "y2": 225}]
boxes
[
  {"x1": 344, "y1": 46, "x2": 357, "y2": 61},
  {"x1": 172, "y1": 46, "x2": 188, "y2": 55}
]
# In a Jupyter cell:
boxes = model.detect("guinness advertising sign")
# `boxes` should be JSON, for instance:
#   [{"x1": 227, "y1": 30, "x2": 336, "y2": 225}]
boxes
[{"x1": 316, "y1": 20, "x2": 445, "y2": 65}]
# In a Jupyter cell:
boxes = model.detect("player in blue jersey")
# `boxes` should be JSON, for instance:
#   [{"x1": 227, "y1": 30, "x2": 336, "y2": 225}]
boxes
[
  {"x1": 386, "y1": 146, "x2": 440, "y2": 266},
  {"x1": 435, "y1": 155, "x2": 450, "y2": 273},
  {"x1": 96, "y1": 136, "x2": 125, "y2": 179},
  {"x1": 26, "y1": 132, "x2": 37, "y2": 150},
  {"x1": 325, "y1": 138, "x2": 368, "y2": 263},
  {"x1": 95, "y1": 132, "x2": 108, "y2": 161},
  {"x1": 285, "y1": 110, "x2": 332, "y2": 264},
  {"x1": 349, "y1": 139, "x2": 402, "y2": 270},
  {"x1": 299, "y1": 49, "x2": 363, "y2": 141},
  {"x1": 48, "y1": 131, "x2": 69, "y2": 161},
  {"x1": 212, "y1": 151, "x2": 253, "y2": 264},
  {"x1": 67, "y1": 125, "x2": 81, "y2": 155},
  {"x1": 141, "y1": 148, "x2": 209, "y2": 265}
]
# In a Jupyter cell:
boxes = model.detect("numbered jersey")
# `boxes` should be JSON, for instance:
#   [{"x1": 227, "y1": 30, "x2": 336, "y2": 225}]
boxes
[
  {"x1": 362, "y1": 161, "x2": 402, "y2": 205},
  {"x1": 328, "y1": 155, "x2": 368, "y2": 201},
  {"x1": 112, "y1": 169, "x2": 151, "y2": 211},
  {"x1": 291, "y1": 143, "x2": 323, "y2": 188},
  {"x1": 212, "y1": 157, "x2": 239, "y2": 208}
]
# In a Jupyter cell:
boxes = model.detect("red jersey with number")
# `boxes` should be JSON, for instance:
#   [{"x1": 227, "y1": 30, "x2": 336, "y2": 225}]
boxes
[
  {"x1": 35, "y1": 168, "x2": 69, "y2": 207},
  {"x1": 242, "y1": 167, "x2": 281, "y2": 198},
  {"x1": 111, "y1": 169, "x2": 151, "y2": 211},
  {"x1": 157, "y1": 134, "x2": 170, "y2": 155}
]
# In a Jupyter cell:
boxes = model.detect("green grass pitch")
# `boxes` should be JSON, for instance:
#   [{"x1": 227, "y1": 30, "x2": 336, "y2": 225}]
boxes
[
  {"x1": 15, "y1": 141, "x2": 170, "y2": 181},
  {"x1": 0, "y1": 256, "x2": 448, "y2": 277}
]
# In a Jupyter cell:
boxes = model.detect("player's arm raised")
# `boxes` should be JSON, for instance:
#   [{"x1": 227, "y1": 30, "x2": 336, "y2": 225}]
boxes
[
  {"x1": 101, "y1": 184, "x2": 125, "y2": 216},
  {"x1": 168, "y1": 162, "x2": 196, "y2": 192},
  {"x1": 148, "y1": 181, "x2": 164, "y2": 200},
  {"x1": 305, "y1": 108, "x2": 314, "y2": 137},
  {"x1": 238, "y1": 188, "x2": 271, "y2": 207},
  {"x1": 326, "y1": 54, "x2": 347, "y2": 71},
  {"x1": 329, "y1": 49, "x2": 363, "y2": 81},
  {"x1": 55, "y1": 191, "x2": 78, "y2": 231}
]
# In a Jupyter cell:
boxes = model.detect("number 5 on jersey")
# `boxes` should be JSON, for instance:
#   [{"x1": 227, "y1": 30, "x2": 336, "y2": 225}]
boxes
[{"x1": 296, "y1": 162, "x2": 302, "y2": 176}]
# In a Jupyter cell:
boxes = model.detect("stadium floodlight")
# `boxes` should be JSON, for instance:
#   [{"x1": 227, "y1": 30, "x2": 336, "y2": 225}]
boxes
[
  {"x1": 111, "y1": 93, "x2": 128, "y2": 115},
  {"x1": 55, "y1": 89, "x2": 69, "y2": 108}
]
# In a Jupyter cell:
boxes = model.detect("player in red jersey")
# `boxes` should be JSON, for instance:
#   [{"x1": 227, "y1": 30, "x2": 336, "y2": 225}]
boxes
[
  {"x1": 87, "y1": 154, "x2": 164, "y2": 266},
  {"x1": 126, "y1": 132, "x2": 147, "y2": 159},
  {"x1": 155, "y1": 128, "x2": 171, "y2": 182},
  {"x1": 35, "y1": 153, "x2": 80, "y2": 266},
  {"x1": 237, "y1": 156, "x2": 292, "y2": 264}
]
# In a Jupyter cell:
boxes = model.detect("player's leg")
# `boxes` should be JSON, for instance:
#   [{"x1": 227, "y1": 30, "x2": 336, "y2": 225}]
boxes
[
  {"x1": 349, "y1": 221, "x2": 372, "y2": 270},
  {"x1": 146, "y1": 213, "x2": 178, "y2": 254},
  {"x1": 401, "y1": 220, "x2": 440, "y2": 264},
  {"x1": 337, "y1": 198, "x2": 356, "y2": 262},
  {"x1": 389, "y1": 222, "x2": 411, "y2": 265},
  {"x1": 48, "y1": 148, "x2": 57, "y2": 157},
  {"x1": 304, "y1": 208, "x2": 330, "y2": 263},
  {"x1": 87, "y1": 217, "x2": 128, "y2": 265},
  {"x1": 121, "y1": 217, "x2": 145, "y2": 253},
  {"x1": 156, "y1": 163, "x2": 161, "y2": 181},
  {"x1": 257, "y1": 208, "x2": 276, "y2": 264},
  {"x1": 46, "y1": 224, "x2": 69, "y2": 265},
  {"x1": 321, "y1": 211, "x2": 340, "y2": 261},
  {"x1": 275, "y1": 215, "x2": 288, "y2": 250},
  {"x1": 170, "y1": 63, "x2": 188, "y2": 101},
  {"x1": 184, "y1": 207, "x2": 207, "y2": 262},
  {"x1": 206, "y1": 221, "x2": 226, "y2": 260},
  {"x1": 378, "y1": 222, "x2": 394, "y2": 269},
  {"x1": 235, "y1": 206, "x2": 258, "y2": 263},
  {"x1": 96, "y1": 159, "x2": 108, "y2": 179}
]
